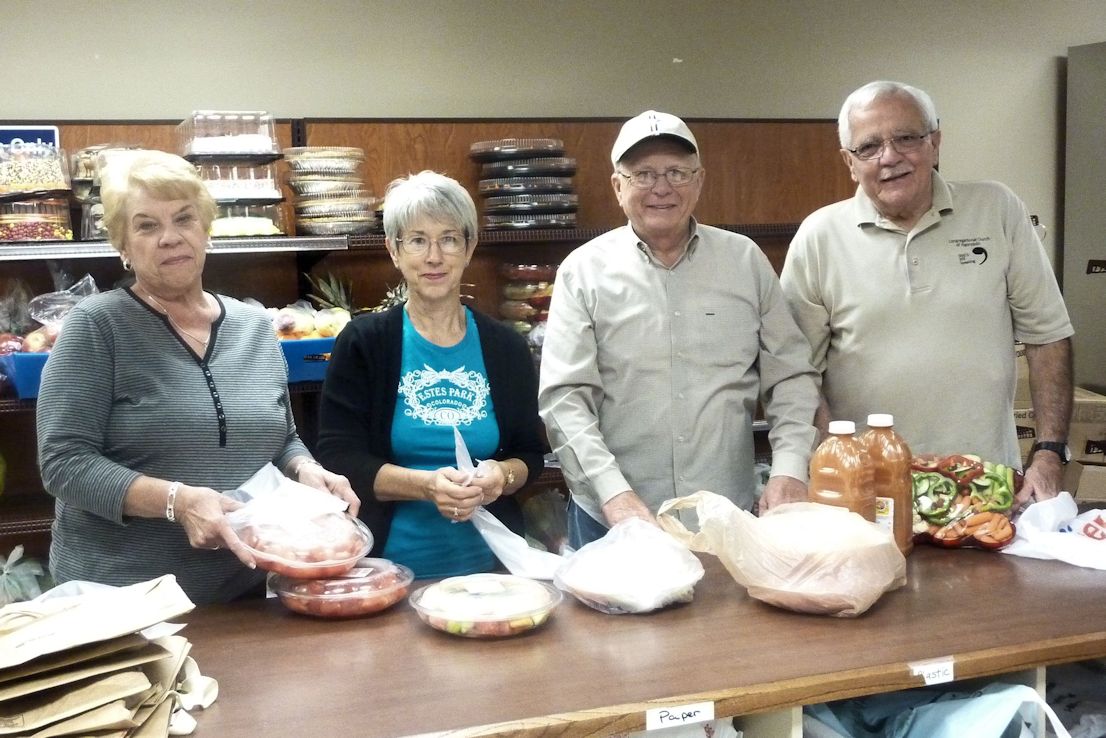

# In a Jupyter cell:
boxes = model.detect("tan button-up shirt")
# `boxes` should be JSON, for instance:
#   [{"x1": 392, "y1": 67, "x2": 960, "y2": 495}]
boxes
[{"x1": 539, "y1": 221, "x2": 820, "y2": 524}]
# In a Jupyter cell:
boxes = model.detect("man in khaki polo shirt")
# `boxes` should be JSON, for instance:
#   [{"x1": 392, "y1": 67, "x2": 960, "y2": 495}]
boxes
[{"x1": 780, "y1": 80, "x2": 1073, "y2": 508}]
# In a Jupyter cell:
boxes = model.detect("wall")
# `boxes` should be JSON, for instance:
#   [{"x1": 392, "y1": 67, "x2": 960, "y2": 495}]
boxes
[{"x1": 3, "y1": 0, "x2": 1105, "y2": 262}]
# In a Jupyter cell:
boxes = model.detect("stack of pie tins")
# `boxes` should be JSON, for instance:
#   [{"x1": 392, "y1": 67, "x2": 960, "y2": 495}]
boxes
[
  {"x1": 469, "y1": 139, "x2": 578, "y2": 230},
  {"x1": 285, "y1": 147, "x2": 380, "y2": 235}
]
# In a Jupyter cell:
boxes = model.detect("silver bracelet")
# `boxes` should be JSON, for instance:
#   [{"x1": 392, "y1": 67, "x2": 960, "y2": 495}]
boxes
[
  {"x1": 293, "y1": 458, "x2": 322, "y2": 480},
  {"x1": 166, "y1": 481, "x2": 181, "y2": 522}
]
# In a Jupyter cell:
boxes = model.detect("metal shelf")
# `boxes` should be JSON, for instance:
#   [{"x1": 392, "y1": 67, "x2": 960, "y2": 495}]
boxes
[{"x1": 0, "y1": 235, "x2": 349, "y2": 262}]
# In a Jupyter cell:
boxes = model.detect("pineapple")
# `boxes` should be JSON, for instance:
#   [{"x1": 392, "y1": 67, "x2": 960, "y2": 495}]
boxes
[{"x1": 304, "y1": 272, "x2": 355, "y2": 312}]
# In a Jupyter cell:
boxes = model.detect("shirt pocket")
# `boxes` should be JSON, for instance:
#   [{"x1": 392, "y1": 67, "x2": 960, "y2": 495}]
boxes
[{"x1": 684, "y1": 305, "x2": 760, "y2": 372}]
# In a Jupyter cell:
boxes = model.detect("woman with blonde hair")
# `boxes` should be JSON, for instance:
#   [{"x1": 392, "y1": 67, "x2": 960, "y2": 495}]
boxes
[{"x1": 37, "y1": 149, "x2": 356, "y2": 604}]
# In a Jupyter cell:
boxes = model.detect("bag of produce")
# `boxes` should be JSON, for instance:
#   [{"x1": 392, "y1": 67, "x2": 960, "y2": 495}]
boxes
[
  {"x1": 657, "y1": 491, "x2": 905, "y2": 617},
  {"x1": 224, "y1": 464, "x2": 371, "y2": 579},
  {"x1": 553, "y1": 517, "x2": 705, "y2": 614},
  {"x1": 911, "y1": 454, "x2": 1019, "y2": 550}
]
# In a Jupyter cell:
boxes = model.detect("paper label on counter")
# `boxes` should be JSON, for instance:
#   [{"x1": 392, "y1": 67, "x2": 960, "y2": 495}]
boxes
[
  {"x1": 645, "y1": 701, "x2": 714, "y2": 730},
  {"x1": 910, "y1": 657, "x2": 954, "y2": 685}
]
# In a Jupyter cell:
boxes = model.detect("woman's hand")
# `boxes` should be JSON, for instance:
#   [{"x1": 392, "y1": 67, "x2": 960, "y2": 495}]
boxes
[
  {"x1": 296, "y1": 462, "x2": 360, "y2": 517},
  {"x1": 173, "y1": 484, "x2": 256, "y2": 568},
  {"x1": 425, "y1": 467, "x2": 484, "y2": 522},
  {"x1": 468, "y1": 460, "x2": 509, "y2": 507}
]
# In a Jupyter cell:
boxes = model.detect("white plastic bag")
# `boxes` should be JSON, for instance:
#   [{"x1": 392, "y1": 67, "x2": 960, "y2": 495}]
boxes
[
  {"x1": 452, "y1": 426, "x2": 565, "y2": 579},
  {"x1": 803, "y1": 682, "x2": 1070, "y2": 738},
  {"x1": 657, "y1": 491, "x2": 905, "y2": 617},
  {"x1": 554, "y1": 518, "x2": 705, "y2": 614},
  {"x1": 469, "y1": 508, "x2": 564, "y2": 580},
  {"x1": 1003, "y1": 491, "x2": 1106, "y2": 569}
]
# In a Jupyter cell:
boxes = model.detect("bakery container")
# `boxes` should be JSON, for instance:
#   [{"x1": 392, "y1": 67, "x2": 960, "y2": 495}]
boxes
[
  {"x1": 0, "y1": 199, "x2": 73, "y2": 241},
  {"x1": 478, "y1": 177, "x2": 574, "y2": 196},
  {"x1": 178, "y1": 110, "x2": 279, "y2": 158},
  {"x1": 269, "y1": 558, "x2": 414, "y2": 618},
  {"x1": 483, "y1": 193, "x2": 577, "y2": 215},
  {"x1": 284, "y1": 147, "x2": 364, "y2": 176},
  {"x1": 469, "y1": 138, "x2": 565, "y2": 162},
  {"x1": 481, "y1": 157, "x2": 577, "y2": 178},
  {"x1": 293, "y1": 191, "x2": 378, "y2": 219},
  {"x1": 483, "y1": 212, "x2": 576, "y2": 231},
  {"x1": 0, "y1": 143, "x2": 71, "y2": 198},
  {"x1": 409, "y1": 573, "x2": 562, "y2": 638},
  {"x1": 198, "y1": 162, "x2": 283, "y2": 202},
  {"x1": 211, "y1": 203, "x2": 284, "y2": 237}
]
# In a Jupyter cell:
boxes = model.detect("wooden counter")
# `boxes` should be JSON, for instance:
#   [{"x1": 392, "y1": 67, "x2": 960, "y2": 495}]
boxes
[{"x1": 182, "y1": 546, "x2": 1106, "y2": 737}]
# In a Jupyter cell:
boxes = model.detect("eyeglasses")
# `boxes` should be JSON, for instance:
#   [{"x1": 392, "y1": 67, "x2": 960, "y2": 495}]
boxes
[
  {"x1": 395, "y1": 233, "x2": 468, "y2": 255},
  {"x1": 846, "y1": 132, "x2": 934, "y2": 161},
  {"x1": 616, "y1": 167, "x2": 700, "y2": 189}
]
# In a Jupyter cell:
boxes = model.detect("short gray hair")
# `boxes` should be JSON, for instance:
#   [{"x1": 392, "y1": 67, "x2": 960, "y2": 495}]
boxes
[
  {"x1": 838, "y1": 80, "x2": 939, "y2": 149},
  {"x1": 382, "y1": 171, "x2": 477, "y2": 242}
]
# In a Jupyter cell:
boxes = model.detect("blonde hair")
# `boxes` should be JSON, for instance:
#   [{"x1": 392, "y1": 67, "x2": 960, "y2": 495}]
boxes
[{"x1": 99, "y1": 149, "x2": 216, "y2": 252}]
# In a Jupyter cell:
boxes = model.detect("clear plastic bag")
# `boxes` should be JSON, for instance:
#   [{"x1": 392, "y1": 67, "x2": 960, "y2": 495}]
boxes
[
  {"x1": 658, "y1": 491, "x2": 905, "y2": 617},
  {"x1": 553, "y1": 518, "x2": 705, "y2": 614},
  {"x1": 20, "y1": 273, "x2": 99, "y2": 352}
]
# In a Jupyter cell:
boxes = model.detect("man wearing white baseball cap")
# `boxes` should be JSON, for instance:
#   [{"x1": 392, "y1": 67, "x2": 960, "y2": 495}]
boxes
[{"x1": 539, "y1": 110, "x2": 820, "y2": 547}]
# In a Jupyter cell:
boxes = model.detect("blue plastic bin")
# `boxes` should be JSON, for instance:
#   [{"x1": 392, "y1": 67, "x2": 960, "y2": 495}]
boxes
[
  {"x1": 0, "y1": 352, "x2": 50, "y2": 399},
  {"x1": 280, "y1": 337, "x2": 336, "y2": 383}
]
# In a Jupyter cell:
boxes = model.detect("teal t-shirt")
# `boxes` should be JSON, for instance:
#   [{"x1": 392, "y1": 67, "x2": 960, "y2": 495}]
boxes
[{"x1": 382, "y1": 307, "x2": 500, "y2": 578}]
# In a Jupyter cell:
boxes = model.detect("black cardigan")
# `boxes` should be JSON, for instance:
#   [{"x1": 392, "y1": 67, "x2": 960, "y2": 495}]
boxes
[{"x1": 316, "y1": 304, "x2": 546, "y2": 555}]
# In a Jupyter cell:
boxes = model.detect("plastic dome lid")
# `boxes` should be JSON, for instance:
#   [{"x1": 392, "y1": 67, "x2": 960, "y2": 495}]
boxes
[{"x1": 827, "y1": 420, "x2": 856, "y2": 435}]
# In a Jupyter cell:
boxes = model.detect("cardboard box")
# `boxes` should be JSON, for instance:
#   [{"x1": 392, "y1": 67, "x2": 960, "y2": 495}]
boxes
[
  {"x1": 1073, "y1": 462, "x2": 1106, "y2": 503},
  {"x1": 0, "y1": 351, "x2": 50, "y2": 399},
  {"x1": 280, "y1": 337, "x2": 335, "y2": 383},
  {"x1": 1014, "y1": 386, "x2": 1106, "y2": 465},
  {"x1": 1014, "y1": 341, "x2": 1030, "y2": 404}
]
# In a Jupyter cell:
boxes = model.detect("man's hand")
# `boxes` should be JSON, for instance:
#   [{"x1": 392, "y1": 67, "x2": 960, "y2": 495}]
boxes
[
  {"x1": 1016, "y1": 452, "x2": 1064, "y2": 510},
  {"x1": 759, "y1": 474, "x2": 808, "y2": 513},
  {"x1": 601, "y1": 490, "x2": 656, "y2": 528}
]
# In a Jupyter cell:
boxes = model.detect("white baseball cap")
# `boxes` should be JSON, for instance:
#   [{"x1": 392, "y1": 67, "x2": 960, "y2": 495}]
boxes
[{"x1": 610, "y1": 110, "x2": 699, "y2": 165}]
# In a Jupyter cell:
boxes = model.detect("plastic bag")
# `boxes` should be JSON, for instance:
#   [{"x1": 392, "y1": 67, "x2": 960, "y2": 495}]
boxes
[
  {"x1": 657, "y1": 491, "x2": 905, "y2": 617},
  {"x1": 20, "y1": 273, "x2": 99, "y2": 352},
  {"x1": 453, "y1": 426, "x2": 565, "y2": 579},
  {"x1": 1002, "y1": 491, "x2": 1106, "y2": 569},
  {"x1": 553, "y1": 518, "x2": 705, "y2": 614},
  {"x1": 224, "y1": 464, "x2": 371, "y2": 578},
  {"x1": 803, "y1": 682, "x2": 1070, "y2": 738}
]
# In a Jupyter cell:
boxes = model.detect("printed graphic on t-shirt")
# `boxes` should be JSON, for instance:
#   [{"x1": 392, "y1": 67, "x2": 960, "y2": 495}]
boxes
[{"x1": 398, "y1": 365, "x2": 490, "y2": 427}]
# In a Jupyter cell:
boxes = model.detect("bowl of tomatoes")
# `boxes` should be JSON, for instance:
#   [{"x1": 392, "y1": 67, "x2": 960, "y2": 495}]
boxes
[
  {"x1": 270, "y1": 558, "x2": 413, "y2": 618},
  {"x1": 235, "y1": 512, "x2": 373, "y2": 579}
]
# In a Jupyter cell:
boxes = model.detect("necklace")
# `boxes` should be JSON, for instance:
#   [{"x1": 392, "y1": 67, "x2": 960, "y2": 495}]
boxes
[{"x1": 140, "y1": 289, "x2": 211, "y2": 348}]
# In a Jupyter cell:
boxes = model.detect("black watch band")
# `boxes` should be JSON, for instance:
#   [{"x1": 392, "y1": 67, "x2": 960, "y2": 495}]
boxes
[{"x1": 1030, "y1": 441, "x2": 1072, "y2": 465}]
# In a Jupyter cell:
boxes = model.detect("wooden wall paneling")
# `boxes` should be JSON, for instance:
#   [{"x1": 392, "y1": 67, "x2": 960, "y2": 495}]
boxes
[{"x1": 692, "y1": 121, "x2": 855, "y2": 225}]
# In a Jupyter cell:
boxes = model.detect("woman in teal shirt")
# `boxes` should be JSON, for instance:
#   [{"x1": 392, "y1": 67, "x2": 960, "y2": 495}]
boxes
[{"x1": 317, "y1": 171, "x2": 545, "y2": 578}]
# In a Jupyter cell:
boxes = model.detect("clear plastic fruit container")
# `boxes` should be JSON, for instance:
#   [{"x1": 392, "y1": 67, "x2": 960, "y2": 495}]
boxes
[
  {"x1": 269, "y1": 558, "x2": 413, "y2": 618},
  {"x1": 409, "y1": 573, "x2": 562, "y2": 638},
  {"x1": 178, "y1": 110, "x2": 279, "y2": 157},
  {"x1": 234, "y1": 512, "x2": 373, "y2": 579},
  {"x1": 0, "y1": 199, "x2": 73, "y2": 241}
]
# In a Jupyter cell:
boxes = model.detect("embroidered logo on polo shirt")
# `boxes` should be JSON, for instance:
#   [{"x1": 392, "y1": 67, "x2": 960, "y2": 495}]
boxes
[
  {"x1": 951, "y1": 236, "x2": 990, "y2": 265},
  {"x1": 399, "y1": 365, "x2": 490, "y2": 427}
]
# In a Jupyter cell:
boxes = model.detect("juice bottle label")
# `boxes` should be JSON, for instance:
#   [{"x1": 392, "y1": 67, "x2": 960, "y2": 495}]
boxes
[{"x1": 875, "y1": 496, "x2": 893, "y2": 533}]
